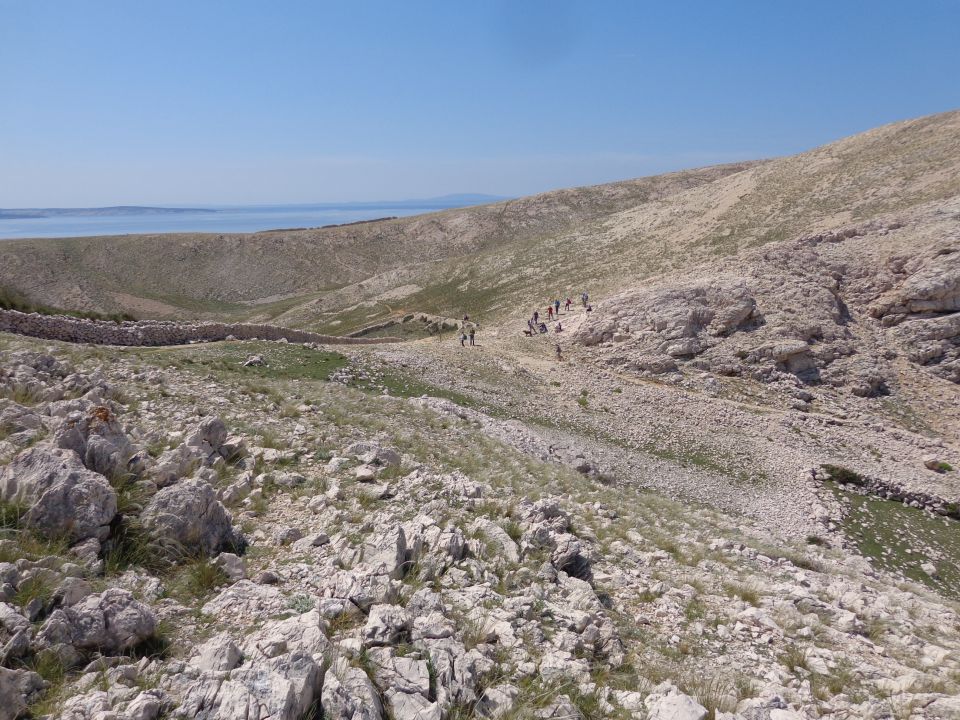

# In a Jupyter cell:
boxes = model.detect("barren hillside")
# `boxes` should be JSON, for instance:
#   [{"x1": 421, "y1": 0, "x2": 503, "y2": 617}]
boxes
[
  {"x1": 0, "y1": 163, "x2": 753, "y2": 324},
  {"x1": 1, "y1": 110, "x2": 960, "y2": 719},
  {"x1": 2, "y1": 111, "x2": 959, "y2": 338}
]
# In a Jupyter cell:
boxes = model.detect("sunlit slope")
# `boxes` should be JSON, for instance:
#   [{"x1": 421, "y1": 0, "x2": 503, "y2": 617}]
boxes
[
  {"x1": 0, "y1": 163, "x2": 752, "y2": 323},
  {"x1": 1, "y1": 110, "x2": 958, "y2": 333}
]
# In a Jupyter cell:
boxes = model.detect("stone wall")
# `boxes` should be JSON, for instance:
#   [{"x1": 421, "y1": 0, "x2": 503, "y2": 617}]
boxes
[
  {"x1": 816, "y1": 465, "x2": 960, "y2": 519},
  {"x1": 0, "y1": 309, "x2": 403, "y2": 348}
]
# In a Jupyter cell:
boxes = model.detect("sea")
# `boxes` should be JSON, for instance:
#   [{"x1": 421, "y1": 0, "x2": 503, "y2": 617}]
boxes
[{"x1": 0, "y1": 202, "x2": 482, "y2": 240}]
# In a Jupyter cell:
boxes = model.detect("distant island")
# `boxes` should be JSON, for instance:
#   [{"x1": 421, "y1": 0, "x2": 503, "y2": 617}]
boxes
[
  {"x1": 0, "y1": 195, "x2": 509, "y2": 221},
  {"x1": 0, "y1": 206, "x2": 217, "y2": 219}
]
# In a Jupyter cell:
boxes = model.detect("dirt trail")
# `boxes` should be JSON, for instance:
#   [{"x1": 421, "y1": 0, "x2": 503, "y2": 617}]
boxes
[{"x1": 353, "y1": 298, "x2": 958, "y2": 541}]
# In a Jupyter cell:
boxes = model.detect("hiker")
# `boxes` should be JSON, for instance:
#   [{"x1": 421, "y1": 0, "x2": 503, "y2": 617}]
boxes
[
  {"x1": 554, "y1": 299, "x2": 561, "y2": 315},
  {"x1": 533, "y1": 310, "x2": 539, "y2": 324},
  {"x1": 547, "y1": 306, "x2": 554, "y2": 320},
  {"x1": 565, "y1": 297, "x2": 572, "y2": 311},
  {"x1": 539, "y1": 322, "x2": 548, "y2": 334},
  {"x1": 555, "y1": 343, "x2": 563, "y2": 361},
  {"x1": 460, "y1": 330, "x2": 467, "y2": 347},
  {"x1": 527, "y1": 319, "x2": 536, "y2": 336},
  {"x1": 468, "y1": 326, "x2": 476, "y2": 346},
  {"x1": 555, "y1": 322, "x2": 563, "y2": 333}
]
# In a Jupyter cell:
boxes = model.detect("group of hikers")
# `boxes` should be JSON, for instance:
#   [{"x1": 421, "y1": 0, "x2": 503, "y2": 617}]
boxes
[
  {"x1": 458, "y1": 315, "x2": 478, "y2": 346},
  {"x1": 525, "y1": 291, "x2": 590, "y2": 337},
  {"x1": 457, "y1": 291, "x2": 592, "y2": 362},
  {"x1": 524, "y1": 291, "x2": 592, "y2": 362}
]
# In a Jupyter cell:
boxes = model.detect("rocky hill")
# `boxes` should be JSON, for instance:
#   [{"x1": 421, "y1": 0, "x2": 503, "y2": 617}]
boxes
[
  {"x1": 0, "y1": 110, "x2": 959, "y2": 719},
  {"x1": 2, "y1": 111, "x2": 959, "y2": 337}
]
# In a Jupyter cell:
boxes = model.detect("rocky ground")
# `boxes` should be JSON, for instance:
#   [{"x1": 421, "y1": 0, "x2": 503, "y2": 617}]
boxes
[
  {"x1": 1, "y1": 328, "x2": 959, "y2": 720},
  {"x1": 1, "y1": 110, "x2": 959, "y2": 720}
]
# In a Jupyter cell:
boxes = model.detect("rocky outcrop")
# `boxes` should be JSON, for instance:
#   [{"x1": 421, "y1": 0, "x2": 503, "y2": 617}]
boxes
[
  {"x1": 0, "y1": 666, "x2": 46, "y2": 719},
  {"x1": 140, "y1": 478, "x2": 243, "y2": 557},
  {"x1": 571, "y1": 230, "x2": 922, "y2": 395},
  {"x1": 869, "y1": 242, "x2": 960, "y2": 382},
  {"x1": 37, "y1": 588, "x2": 156, "y2": 655},
  {"x1": 322, "y1": 657, "x2": 384, "y2": 720},
  {"x1": 53, "y1": 405, "x2": 136, "y2": 477},
  {"x1": 3, "y1": 260, "x2": 960, "y2": 720},
  {"x1": 0, "y1": 446, "x2": 117, "y2": 542},
  {"x1": 572, "y1": 270, "x2": 850, "y2": 386}
]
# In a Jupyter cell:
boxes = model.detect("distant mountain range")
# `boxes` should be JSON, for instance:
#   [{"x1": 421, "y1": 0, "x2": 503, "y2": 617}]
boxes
[{"x1": 0, "y1": 194, "x2": 509, "y2": 220}]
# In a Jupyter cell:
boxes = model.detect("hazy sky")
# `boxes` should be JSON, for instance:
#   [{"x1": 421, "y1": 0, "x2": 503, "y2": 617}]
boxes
[{"x1": 2, "y1": 0, "x2": 958, "y2": 206}]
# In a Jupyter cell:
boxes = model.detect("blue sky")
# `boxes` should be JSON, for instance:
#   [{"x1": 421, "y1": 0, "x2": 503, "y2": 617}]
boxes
[{"x1": 1, "y1": 0, "x2": 958, "y2": 206}]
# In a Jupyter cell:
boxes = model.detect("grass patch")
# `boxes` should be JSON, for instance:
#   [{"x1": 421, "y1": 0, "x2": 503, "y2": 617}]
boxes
[
  {"x1": 0, "y1": 285, "x2": 136, "y2": 322},
  {"x1": 13, "y1": 574, "x2": 56, "y2": 608},
  {"x1": 0, "y1": 501, "x2": 71, "y2": 564},
  {"x1": 829, "y1": 482, "x2": 960, "y2": 600},
  {"x1": 779, "y1": 644, "x2": 808, "y2": 673},
  {"x1": 0, "y1": 500, "x2": 27, "y2": 530},
  {"x1": 102, "y1": 518, "x2": 166, "y2": 576},
  {"x1": 0, "y1": 384, "x2": 45, "y2": 406},
  {"x1": 724, "y1": 582, "x2": 761, "y2": 606},
  {"x1": 163, "y1": 558, "x2": 230, "y2": 603},
  {"x1": 23, "y1": 650, "x2": 70, "y2": 716},
  {"x1": 810, "y1": 658, "x2": 858, "y2": 700}
]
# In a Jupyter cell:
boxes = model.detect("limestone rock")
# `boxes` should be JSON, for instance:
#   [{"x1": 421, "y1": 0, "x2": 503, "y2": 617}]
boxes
[
  {"x1": 647, "y1": 691, "x2": 709, "y2": 720},
  {"x1": 37, "y1": 588, "x2": 156, "y2": 655},
  {"x1": 53, "y1": 405, "x2": 135, "y2": 477},
  {"x1": 0, "y1": 446, "x2": 116, "y2": 542},
  {"x1": 362, "y1": 604, "x2": 411, "y2": 647},
  {"x1": 140, "y1": 478, "x2": 242, "y2": 557},
  {"x1": 384, "y1": 689, "x2": 442, "y2": 720},
  {"x1": 180, "y1": 651, "x2": 322, "y2": 720},
  {"x1": 321, "y1": 657, "x2": 384, "y2": 720},
  {"x1": 190, "y1": 633, "x2": 243, "y2": 672},
  {"x1": 0, "y1": 666, "x2": 46, "y2": 719}
]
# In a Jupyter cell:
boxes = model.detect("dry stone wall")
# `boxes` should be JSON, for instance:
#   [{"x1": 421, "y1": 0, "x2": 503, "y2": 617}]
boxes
[{"x1": 0, "y1": 308, "x2": 403, "y2": 347}]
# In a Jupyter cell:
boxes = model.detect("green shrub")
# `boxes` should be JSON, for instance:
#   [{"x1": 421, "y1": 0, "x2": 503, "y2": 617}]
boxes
[
  {"x1": 821, "y1": 464, "x2": 864, "y2": 486},
  {"x1": 287, "y1": 594, "x2": 315, "y2": 614}
]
